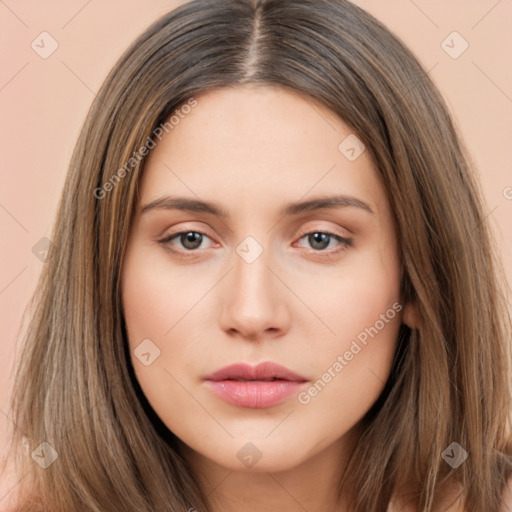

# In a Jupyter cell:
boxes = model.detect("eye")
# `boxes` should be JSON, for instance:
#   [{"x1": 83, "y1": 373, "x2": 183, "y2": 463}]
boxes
[
  {"x1": 158, "y1": 230, "x2": 215, "y2": 256},
  {"x1": 158, "y1": 228, "x2": 352, "y2": 259},
  {"x1": 294, "y1": 230, "x2": 352, "y2": 255}
]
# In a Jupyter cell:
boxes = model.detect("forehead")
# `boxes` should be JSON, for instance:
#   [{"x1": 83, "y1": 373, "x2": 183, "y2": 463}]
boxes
[{"x1": 139, "y1": 85, "x2": 388, "y2": 218}]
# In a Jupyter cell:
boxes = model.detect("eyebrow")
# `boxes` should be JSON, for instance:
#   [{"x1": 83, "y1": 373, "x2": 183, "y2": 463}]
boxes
[{"x1": 140, "y1": 194, "x2": 375, "y2": 217}]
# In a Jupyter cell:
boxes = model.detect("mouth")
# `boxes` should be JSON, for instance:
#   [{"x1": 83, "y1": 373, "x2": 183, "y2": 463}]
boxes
[
  {"x1": 203, "y1": 362, "x2": 308, "y2": 408},
  {"x1": 229, "y1": 378, "x2": 283, "y2": 381}
]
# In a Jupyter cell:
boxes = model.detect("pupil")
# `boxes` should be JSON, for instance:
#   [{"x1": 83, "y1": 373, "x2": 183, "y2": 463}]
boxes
[
  {"x1": 182, "y1": 232, "x2": 202, "y2": 249},
  {"x1": 309, "y1": 233, "x2": 329, "y2": 250}
]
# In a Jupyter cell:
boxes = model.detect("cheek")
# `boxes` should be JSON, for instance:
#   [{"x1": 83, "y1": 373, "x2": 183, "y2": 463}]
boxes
[
  {"x1": 120, "y1": 241, "x2": 228, "y2": 388},
  {"x1": 121, "y1": 251, "x2": 206, "y2": 433},
  {"x1": 121, "y1": 247, "x2": 199, "y2": 390},
  {"x1": 300, "y1": 243, "x2": 402, "y2": 352},
  {"x1": 296, "y1": 240, "x2": 403, "y2": 400},
  {"x1": 121, "y1": 245, "x2": 211, "y2": 347}
]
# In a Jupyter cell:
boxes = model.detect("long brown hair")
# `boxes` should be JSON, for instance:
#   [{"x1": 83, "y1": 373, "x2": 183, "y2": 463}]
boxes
[{"x1": 3, "y1": 0, "x2": 511, "y2": 510}]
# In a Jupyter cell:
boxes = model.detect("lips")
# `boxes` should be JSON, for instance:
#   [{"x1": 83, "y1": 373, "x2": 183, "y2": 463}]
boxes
[
  {"x1": 204, "y1": 362, "x2": 307, "y2": 382},
  {"x1": 203, "y1": 362, "x2": 308, "y2": 408}
]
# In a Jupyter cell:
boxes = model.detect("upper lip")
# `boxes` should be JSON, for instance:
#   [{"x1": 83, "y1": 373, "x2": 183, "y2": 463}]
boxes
[{"x1": 204, "y1": 362, "x2": 308, "y2": 382}]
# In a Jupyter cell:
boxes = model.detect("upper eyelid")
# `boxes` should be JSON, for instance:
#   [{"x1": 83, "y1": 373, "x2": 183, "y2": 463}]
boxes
[
  {"x1": 160, "y1": 218, "x2": 351, "y2": 238},
  {"x1": 159, "y1": 225, "x2": 347, "y2": 239},
  {"x1": 159, "y1": 226, "x2": 216, "y2": 242}
]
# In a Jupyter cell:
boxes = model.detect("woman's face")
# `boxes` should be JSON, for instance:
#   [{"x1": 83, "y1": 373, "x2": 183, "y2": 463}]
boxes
[{"x1": 121, "y1": 85, "x2": 415, "y2": 474}]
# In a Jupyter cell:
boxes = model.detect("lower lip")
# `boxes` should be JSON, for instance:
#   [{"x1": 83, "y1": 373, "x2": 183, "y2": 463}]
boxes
[{"x1": 205, "y1": 380, "x2": 306, "y2": 408}]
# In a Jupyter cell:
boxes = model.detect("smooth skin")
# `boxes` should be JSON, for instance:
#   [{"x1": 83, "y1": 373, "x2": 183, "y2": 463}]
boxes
[{"x1": 120, "y1": 84, "x2": 423, "y2": 512}]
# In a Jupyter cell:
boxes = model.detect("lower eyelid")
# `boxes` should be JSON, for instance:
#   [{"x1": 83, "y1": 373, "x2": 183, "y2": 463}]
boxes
[{"x1": 293, "y1": 238, "x2": 351, "y2": 260}]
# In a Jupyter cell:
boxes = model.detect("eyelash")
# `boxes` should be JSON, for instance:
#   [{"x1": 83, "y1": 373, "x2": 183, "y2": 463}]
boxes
[{"x1": 158, "y1": 229, "x2": 352, "y2": 259}]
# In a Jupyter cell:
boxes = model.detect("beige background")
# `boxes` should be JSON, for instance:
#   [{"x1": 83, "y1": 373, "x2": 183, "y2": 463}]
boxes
[{"x1": 1, "y1": 0, "x2": 511, "y2": 503}]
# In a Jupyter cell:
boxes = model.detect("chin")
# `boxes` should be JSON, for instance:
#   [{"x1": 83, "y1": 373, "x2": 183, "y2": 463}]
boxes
[{"x1": 191, "y1": 436, "x2": 315, "y2": 473}]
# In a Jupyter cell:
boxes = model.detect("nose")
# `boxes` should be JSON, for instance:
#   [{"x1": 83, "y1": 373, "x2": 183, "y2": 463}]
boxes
[{"x1": 218, "y1": 247, "x2": 291, "y2": 342}]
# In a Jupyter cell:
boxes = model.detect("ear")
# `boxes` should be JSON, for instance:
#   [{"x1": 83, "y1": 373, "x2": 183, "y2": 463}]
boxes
[{"x1": 402, "y1": 301, "x2": 420, "y2": 329}]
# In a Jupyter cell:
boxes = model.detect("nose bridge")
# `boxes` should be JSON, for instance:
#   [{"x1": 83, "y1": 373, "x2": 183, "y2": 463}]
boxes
[
  {"x1": 231, "y1": 237, "x2": 275, "y2": 307},
  {"x1": 218, "y1": 234, "x2": 289, "y2": 338}
]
